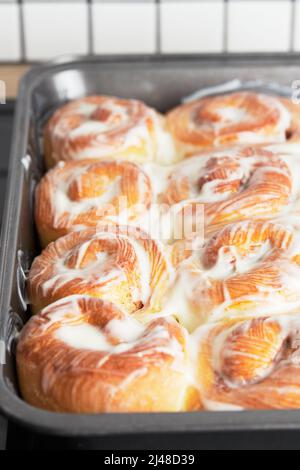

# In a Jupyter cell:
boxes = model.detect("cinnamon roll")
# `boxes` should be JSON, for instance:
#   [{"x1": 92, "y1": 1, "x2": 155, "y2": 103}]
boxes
[
  {"x1": 194, "y1": 314, "x2": 300, "y2": 410},
  {"x1": 20, "y1": 88, "x2": 300, "y2": 414},
  {"x1": 44, "y1": 96, "x2": 176, "y2": 168},
  {"x1": 163, "y1": 147, "x2": 293, "y2": 234},
  {"x1": 17, "y1": 296, "x2": 197, "y2": 413},
  {"x1": 167, "y1": 92, "x2": 300, "y2": 156},
  {"x1": 28, "y1": 226, "x2": 172, "y2": 315},
  {"x1": 163, "y1": 220, "x2": 300, "y2": 329},
  {"x1": 35, "y1": 159, "x2": 153, "y2": 247},
  {"x1": 279, "y1": 97, "x2": 300, "y2": 143}
]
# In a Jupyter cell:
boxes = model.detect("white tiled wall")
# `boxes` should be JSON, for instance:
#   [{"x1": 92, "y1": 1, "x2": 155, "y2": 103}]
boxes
[
  {"x1": 92, "y1": 1, "x2": 156, "y2": 54},
  {"x1": 0, "y1": 2, "x2": 21, "y2": 61},
  {"x1": 161, "y1": 0, "x2": 224, "y2": 53},
  {"x1": 23, "y1": 1, "x2": 89, "y2": 61},
  {"x1": 0, "y1": 0, "x2": 298, "y2": 62},
  {"x1": 228, "y1": 0, "x2": 292, "y2": 53},
  {"x1": 293, "y1": 0, "x2": 300, "y2": 51}
]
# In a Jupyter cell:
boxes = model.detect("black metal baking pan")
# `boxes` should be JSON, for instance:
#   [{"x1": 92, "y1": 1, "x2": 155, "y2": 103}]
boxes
[
  {"x1": 0, "y1": 416, "x2": 7, "y2": 450},
  {"x1": 3, "y1": 55, "x2": 300, "y2": 449}
]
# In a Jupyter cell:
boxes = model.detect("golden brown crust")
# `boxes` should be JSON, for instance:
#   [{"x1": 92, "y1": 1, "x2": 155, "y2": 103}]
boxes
[
  {"x1": 167, "y1": 92, "x2": 300, "y2": 156},
  {"x1": 163, "y1": 147, "x2": 293, "y2": 235},
  {"x1": 204, "y1": 152, "x2": 292, "y2": 232},
  {"x1": 19, "y1": 91, "x2": 300, "y2": 413},
  {"x1": 44, "y1": 95, "x2": 170, "y2": 168},
  {"x1": 35, "y1": 159, "x2": 152, "y2": 247},
  {"x1": 28, "y1": 225, "x2": 172, "y2": 315},
  {"x1": 195, "y1": 315, "x2": 300, "y2": 409},
  {"x1": 174, "y1": 220, "x2": 300, "y2": 324},
  {"x1": 17, "y1": 296, "x2": 198, "y2": 413}
]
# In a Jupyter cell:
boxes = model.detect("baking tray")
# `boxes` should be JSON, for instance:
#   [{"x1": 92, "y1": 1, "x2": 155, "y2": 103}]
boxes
[
  {"x1": 0, "y1": 416, "x2": 7, "y2": 450},
  {"x1": 3, "y1": 54, "x2": 300, "y2": 449}
]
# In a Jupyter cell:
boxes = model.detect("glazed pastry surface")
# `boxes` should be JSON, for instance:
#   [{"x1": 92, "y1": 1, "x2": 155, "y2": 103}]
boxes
[{"x1": 18, "y1": 91, "x2": 300, "y2": 413}]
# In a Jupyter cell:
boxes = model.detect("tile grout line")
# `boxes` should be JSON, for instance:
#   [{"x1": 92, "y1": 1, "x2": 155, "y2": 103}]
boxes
[
  {"x1": 156, "y1": 0, "x2": 161, "y2": 54},
  {"x1": 0, "y1": 0, "x2": 298, "y2": 63},
  {"x1": 18, "y1": 0, "x2": 26, "y2": 62},
  {"x1": 223, "y1": 0, "x2": 229, "y2": 53},
  {"x1": 87, "y1": 0, "x2": 94, "y2": 55}
]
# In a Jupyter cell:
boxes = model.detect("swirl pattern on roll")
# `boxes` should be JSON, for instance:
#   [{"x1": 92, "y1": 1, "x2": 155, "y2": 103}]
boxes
[
  {"x1": 28, "y1": 226, "x2": 172, "y2": 315},
  {"x1": 35, "y1": 159, "x2": 153, "y2": 247},
  {"x1": 167, "y1": 92, "x2": 300, "y2": 156},
  {"x1": 44, "y1": 95, "x2": 176, "y2": 168},
  {"x1": 163, "y1": 147, "x2": 294, "y2": 234},
  {"x1": 17, "y1": 296, "x2": 197, "y2": 413},
  {"x1": 193, "y1": 314, "x2": 300, "y2": 410},
  {"x1": 18, "y1": 90, "x2": 300, "y2": 413},
  {"x1": 162, "y1": 220, "x2": 300, "y2": 329}
]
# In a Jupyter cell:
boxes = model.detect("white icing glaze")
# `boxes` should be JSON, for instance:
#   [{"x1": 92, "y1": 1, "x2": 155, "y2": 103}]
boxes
[
  {"x1": 217, "y1": 94, "x2": 291, "y2": 145},
  {"x1": 36, "y1": 229, "x2": 170, "y2": 315},
  {"x1": 187, "y1": 311, "x2": 300, "y2": 410},
  {"x1": 216, "y1": 106, "x2": 248, "y2": 125},
  {"x1": 50, "y1": 97, "x2": 175, "y2": 164},
  {"x1": 48, "y1": 161, "x2": 175, "y2": 239},
  {"x1": 56, "y1": 323, "x2": 111, "y2": 351},
  {"x1": 44, "y1": 147, "x2": 300, "y2": 253},
  {"x1": 49, "y1": 300, "x2": 185, "y2": 363},
  {"x1": 34, "y1": 94, "x2": 300, "y2": 413},
  {"x1": 150, "y1": 269, "x2": 202, "y2": 333},
  {"x1": 106, "y1": 317, "x2": 145, "y2": 343},
  {"x1": 154, "y1": 123, "x2": 177, "y2": 165},
  {"x1": 126, "y1": 236, "x2": 151, "y2": 305}
]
